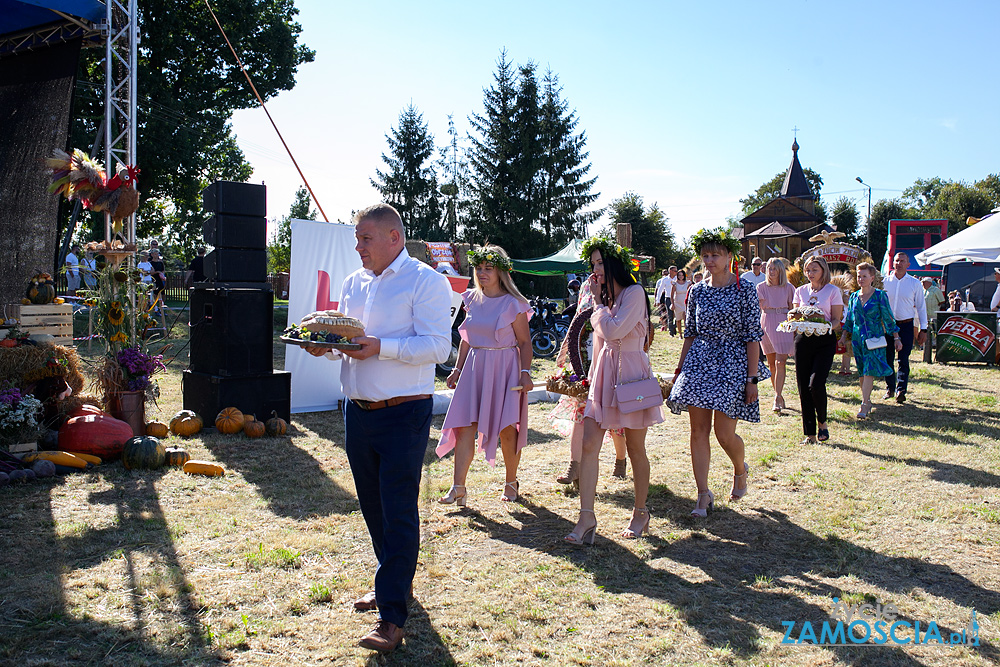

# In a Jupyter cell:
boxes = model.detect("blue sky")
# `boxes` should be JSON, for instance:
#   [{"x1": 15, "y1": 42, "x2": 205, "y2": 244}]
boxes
[{"x1": 230, "y1": 0, "x2": 1000, "y2": 244}]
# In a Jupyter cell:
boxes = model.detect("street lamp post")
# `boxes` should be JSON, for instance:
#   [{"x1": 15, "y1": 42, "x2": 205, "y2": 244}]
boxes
[{"x1": 856, "y1": 177, "x2": 872, "y2": 251}]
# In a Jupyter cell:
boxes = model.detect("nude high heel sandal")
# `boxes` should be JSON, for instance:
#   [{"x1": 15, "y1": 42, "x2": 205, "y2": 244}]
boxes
[
  {"x1": 500, "y1": 480, "x2": 519, "y2": 502},
  {"x1": 438, "y1": 485, "x2": 466, "y2": 507},
  {"x1": 691, "y1": 490, "x2": 714, "y2": 518},
  {"x1": 564, "y1": 509, "x2": 597, "y2": 545},
  {"x1": 730, "y1": 463, "x2": 749, "y2": 501},
  {"x1": 620, "y1": 507, "x2": 650, "y2": 538}
]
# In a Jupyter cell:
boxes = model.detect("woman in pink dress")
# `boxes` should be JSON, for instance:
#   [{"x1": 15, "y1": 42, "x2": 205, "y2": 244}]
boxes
[
  {"x1": 756, "y1": 258, "x2": 795, "y2": 414},
  {"x1": 437, "y1": 245, "x2": 533, "y2": 506},
  {"x1": 564, "y1": 236, "x2": 663, "y2": 545}
]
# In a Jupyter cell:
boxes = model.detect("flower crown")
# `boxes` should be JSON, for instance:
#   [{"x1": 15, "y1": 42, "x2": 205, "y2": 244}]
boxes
[
  {"x1": 690, "y1": 227, "x2": 742, "y2": 256},
  {"x1": 467, "y1": 246, "x2": 512, "y2": 272},
  {"x1": 580, "y1": 234, "x2": 633, "y2": 268}
]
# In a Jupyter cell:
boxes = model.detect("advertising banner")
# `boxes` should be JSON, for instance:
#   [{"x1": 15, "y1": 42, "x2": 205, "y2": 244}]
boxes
[{"x1": 935, "y1": 312, "x2": 997, "y2": 364}]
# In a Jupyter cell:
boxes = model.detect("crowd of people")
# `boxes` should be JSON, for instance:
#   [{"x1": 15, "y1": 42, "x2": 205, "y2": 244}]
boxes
[
  {"x1": 293, "y1": 203, "x2": 994, "y2": 653},
  {"x1": 63, "y1": 240, "x2": 209, "y2": 301}
]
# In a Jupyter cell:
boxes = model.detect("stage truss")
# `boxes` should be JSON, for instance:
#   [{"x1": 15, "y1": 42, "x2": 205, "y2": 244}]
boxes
[{"x1": 103, "y1": 0, "x2": 137, "y2": 245}]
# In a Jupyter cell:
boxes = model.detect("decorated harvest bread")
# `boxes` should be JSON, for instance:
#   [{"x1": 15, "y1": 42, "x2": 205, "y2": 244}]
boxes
[
  {"x1": 786, "y1": 306, "x2": 829, "y2": 323},
  {"x1": 778, "y1": 306, "x2": 831, "y2": 336},
  {"x1": 300, "y1": 310, "x2": 365, "y2": 339}
]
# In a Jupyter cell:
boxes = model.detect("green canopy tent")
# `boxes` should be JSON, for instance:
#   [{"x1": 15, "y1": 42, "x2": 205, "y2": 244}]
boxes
[{"x1": 511, "y1": 239, "x2": 588, "y2": 276}]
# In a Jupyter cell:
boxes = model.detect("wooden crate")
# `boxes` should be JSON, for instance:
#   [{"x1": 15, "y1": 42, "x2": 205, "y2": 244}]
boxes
[
  {"x1": 8, "y1": 442, "x2": 38, "y2": 456},
  {"x1": 10, "y1": 303, "x2": 74, "y2": 346}
]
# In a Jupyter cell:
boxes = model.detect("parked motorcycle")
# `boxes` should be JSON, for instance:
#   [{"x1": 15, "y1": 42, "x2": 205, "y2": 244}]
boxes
[{"x1": 528, "y1": 296, "x2": 559, "y2": 358}]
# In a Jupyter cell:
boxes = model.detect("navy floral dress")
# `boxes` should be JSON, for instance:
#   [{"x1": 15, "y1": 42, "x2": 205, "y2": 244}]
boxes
[{"x1": 668, "y1": 277, "x2": 770, "y2": 422}]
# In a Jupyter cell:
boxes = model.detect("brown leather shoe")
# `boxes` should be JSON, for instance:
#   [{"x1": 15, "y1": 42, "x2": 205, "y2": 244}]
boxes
[
  {"x1": 895, "y1": 392, "x2": 906, "y2": 404},
  {"x1": 353, "y1": 591, "x2": 377, "y2": 612},
  {"x1": 359, "y1": 620, "x2": 403, "y2": 652}
]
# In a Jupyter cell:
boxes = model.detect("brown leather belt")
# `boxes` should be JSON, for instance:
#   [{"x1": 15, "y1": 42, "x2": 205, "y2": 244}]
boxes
[
  {"x1": 896, "y1": 318, "x2": 913, "y2": 325},
  {"x1": 352, "y1": 394, "x2": 431, "y2": 411}
]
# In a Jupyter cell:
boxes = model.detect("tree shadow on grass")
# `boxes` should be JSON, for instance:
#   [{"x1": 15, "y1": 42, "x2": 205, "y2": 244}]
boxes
[
  {"x1": 202, "y1": 429, "x2": 358, "y2": 519},
  {"x1": 0, "y1": 470, "x2": 220, "y2": 665},
  {"x1": 824, "y1": 440, "x2": 1000, "y2": 488},
  {"x1": 466, "y1": 498, "x2": 998, "y2": 664}
]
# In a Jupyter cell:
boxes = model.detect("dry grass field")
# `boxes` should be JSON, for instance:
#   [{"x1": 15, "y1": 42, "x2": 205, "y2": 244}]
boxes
[{"x1": 1, "y1": 311, "x2": 998, "y2": 666}]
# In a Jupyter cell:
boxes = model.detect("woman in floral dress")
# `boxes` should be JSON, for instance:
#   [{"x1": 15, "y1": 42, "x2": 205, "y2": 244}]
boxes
[{"x1": 668, "y1": 229, "x2": 768, "y2": 517}]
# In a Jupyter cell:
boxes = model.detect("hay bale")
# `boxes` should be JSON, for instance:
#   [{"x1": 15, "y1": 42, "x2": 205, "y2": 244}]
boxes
[{"x1": 0, "y1": 342, "x2": 86, "y2": 394}]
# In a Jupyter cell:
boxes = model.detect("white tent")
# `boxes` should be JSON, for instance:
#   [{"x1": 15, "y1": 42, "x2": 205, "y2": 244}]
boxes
[{"x1": 915, "y1": 209, "x2": 1000, "y2": 266}]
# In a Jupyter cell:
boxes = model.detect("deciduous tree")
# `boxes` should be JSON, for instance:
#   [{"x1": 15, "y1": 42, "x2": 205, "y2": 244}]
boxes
[{"x1": 267, "y1": 185, "x2": 315, "y2": 274}]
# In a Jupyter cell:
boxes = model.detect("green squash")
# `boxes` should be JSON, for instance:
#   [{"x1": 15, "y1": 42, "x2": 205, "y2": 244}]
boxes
[{"x1": 122, "y1": 435, "x2": 166, "y2": 470}]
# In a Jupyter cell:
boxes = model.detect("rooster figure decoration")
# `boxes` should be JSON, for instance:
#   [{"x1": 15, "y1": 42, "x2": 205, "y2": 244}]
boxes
[{"x1": 46, "y1": 148, "x2": 140, "y2": 245}]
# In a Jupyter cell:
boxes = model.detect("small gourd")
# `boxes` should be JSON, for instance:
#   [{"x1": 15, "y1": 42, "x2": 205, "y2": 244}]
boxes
[
  {"x1": 215, "y1": 407, "x2": 244, "y2": 434},
  {"x1": 243, "y1": 419, "x2": 266, "y2": 438},
  {"x1": 169, "y1": 410, "x2": 203, "y2": 437},
  {"x1": 146, "y1": 421, "x2": 169, "y2": 438},
  {"x1": 164, "y1": 447, "x2": 190, "y2": 467},
  {"x1": 122, "y1": 436, "x2": 166, "y2": 470},
  {"x1": 265, "y1": 411, "x2": 287, "y2": 436}
]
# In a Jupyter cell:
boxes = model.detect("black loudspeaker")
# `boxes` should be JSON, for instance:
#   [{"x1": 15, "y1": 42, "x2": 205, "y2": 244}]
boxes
[
  {"x1": 183, "y1": 370, "x2": 291, "y2": 422},
  {"x1": 203, "y1": 214, "x2": 266, "y2": 249},
  {"x1": 202, "y1": 181, "x2": 266, "y2": 217},
  {"x1": 205, "y1": 248, "x2": 267, "y2": 283},
  {"x1": 189, "y1": 287, "x2": 273, "y2": 376}
]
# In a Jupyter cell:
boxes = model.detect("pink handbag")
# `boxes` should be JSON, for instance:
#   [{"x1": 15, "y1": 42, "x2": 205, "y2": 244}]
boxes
[{"x1": 614, "y1": 339, "x2": 663, "y2": 414}]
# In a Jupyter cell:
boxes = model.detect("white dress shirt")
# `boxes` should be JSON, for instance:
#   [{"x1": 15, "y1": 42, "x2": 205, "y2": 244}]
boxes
[
  {"x1": 740, "y1": 270, "x2": 767, "y2": 288},
  {"x1": 883, "y1": 272, "x2": 928, "y2": 329},
  {"x1": 654, "y1": 275, "x2": 675, "y2": 304},
  {"x1": 991, "y1": 283, "x2": 1000, "y2": 311},
  {"x1": 337, "y1": 249, "x2": 452, "y2": 401}
]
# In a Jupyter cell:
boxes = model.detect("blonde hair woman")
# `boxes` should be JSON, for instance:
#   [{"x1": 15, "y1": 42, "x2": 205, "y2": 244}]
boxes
[
  {"x1": 792, "y1": 256, "x2": 843, "y2": 444},
  {"x1": 757, "y1": 258, "x2": 795, "y2": 413},
  {"x1": 436, "y1": 245, "x2": 533, "y2": 505}
]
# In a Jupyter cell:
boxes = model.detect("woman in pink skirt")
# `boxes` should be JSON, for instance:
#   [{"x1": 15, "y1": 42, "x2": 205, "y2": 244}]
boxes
[
  {"x1": 757, "y1": 258, "x2": 795, "y2": 413},
  {"x1": 437, "y1": 245, "x2": 533, "y2": 506},
  {"x1": 564, "y1": 236, "x2": 663, "y2": 545}
]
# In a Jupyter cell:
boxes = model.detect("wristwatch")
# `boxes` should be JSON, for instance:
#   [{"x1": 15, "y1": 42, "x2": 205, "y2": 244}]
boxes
[{"x1": 746, "y1": 376, "x2": 759, "y2": 385}]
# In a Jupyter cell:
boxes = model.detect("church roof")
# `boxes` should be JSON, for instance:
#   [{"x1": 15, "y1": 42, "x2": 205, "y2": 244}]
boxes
[
  {"x1": 781, "y1": 139, "x2": 814, "y2": 199},
  {"x1": 745, "y1": 221, "x2": 798, "y2": 237}
]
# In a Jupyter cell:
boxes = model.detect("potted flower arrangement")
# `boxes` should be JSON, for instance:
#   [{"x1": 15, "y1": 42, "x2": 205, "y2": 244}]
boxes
[
  {"x1": 0, "y1": 383, "x2": 43, "y2": 453},
  {"x1": 77, "y1": 255, "x2": 164, "y2": 435}
]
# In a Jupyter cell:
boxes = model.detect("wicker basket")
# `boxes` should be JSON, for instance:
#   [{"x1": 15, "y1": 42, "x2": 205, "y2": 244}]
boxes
[
  {"x1": 658, "y1": 376, "x2": 675, "y2": 400},
  {"x1": 546, "y1": 376, "x2": 590, "y2": 399}
]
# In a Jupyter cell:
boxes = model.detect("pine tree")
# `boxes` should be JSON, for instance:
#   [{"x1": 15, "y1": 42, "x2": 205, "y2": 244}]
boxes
[
  {"x1": 267, "y1": 186, "x2": 316, "y2": 274},
  {"x1": 538, "y1": 69, "x2": 601, "y2": 244},
  {"x1": 371, "y1": 104, "x2": 443, "y2": 239},
  {"x1": 467, "y1": 51, "x2": 520, "y2": 249}
]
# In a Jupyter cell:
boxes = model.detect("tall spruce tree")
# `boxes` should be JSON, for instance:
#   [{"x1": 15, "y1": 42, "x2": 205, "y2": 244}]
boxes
[
  {"x1": 538, "y1": 69, "x2": 601, "y2": 244},
  {"x1": 467, "y1": 53, "x2": 600, "y2": 257},
  {"x1": 467, "y1": 51, "x2": 520, "y2": 250},
  {"x1": 371, "y1": 104, "x2": 443, "y2": 240}
]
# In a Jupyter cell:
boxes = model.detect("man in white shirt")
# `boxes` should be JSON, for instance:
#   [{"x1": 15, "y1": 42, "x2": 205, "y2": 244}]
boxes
[
  {"x1": 740, "y1": 257, "x2": 767, "y2": 288},
  {"x1": 654, "y1": 266, "x2": 678, "y2": 334},
  {"x1": 305, "y1": 204, "x2": 451, "y2": 652},
  {"x1": 64, "y1": 245, "x2": 81, "y2": 295},
  {"x1": 991, "y1": 268, "x2": 1000, "y2": 312},
  {"x1": 882, "y1": 253, "x2": 928, "y2": 403}
]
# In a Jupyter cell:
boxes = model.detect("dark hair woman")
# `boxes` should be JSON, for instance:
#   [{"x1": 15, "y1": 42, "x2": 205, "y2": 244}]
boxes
[{"x1": 564, "y1": 235, "x2": 663, "y2": 545}]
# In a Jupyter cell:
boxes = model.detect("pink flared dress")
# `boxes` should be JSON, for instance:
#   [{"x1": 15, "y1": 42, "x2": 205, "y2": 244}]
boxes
[
  {"x1": 584, "y1": 284, "x2": 664, "y2": 430},
  {"x1": 437, "y1": 290, "x2": 531, "y2": 465},
  {"x1": 757, "y1": 282, "x2": 795, "y2": 356}
]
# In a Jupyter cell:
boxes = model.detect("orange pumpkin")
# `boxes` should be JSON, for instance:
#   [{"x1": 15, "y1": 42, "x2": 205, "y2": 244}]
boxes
[
  {"x1": 169, "y1": 410, "x2": 203, "y2": 437},
  {"x1": 146, "y1": 421, "x2": 169, "y2": 438},
  {"x1": 265, "y1": 411, "x2": 287, "y2": 436},
  {"x1": 215, "y1": 407, "x2": 244, "y2": 434},
  {"x1": 242, "y1": 413, "x2": 256, "y2": 425},
  {"x1": 243, "y1": 419, "x2": 266, "y2": 438}
]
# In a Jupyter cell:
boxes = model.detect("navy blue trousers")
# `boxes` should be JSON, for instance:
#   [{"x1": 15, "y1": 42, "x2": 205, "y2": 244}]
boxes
[
  {"x1": 344, "y1": 397, "x2": 432, "y2": 628},
  {"x1": 884, "y1": 321, "x2": 915, "y2": 396}
]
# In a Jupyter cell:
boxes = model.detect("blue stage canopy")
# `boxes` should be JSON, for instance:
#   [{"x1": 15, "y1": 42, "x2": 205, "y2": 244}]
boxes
[{"x1": 0, "y1": 0, "x2": 105, "y2": 37}]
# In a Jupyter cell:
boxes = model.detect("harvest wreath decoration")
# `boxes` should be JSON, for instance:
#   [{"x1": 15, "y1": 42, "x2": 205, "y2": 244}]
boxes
[
  {"x1": 689, "y1": 227, "x2": 742, "y2": 256},
  {"x1": 466, "y1": 246, "x2": 513, "y2": 272},
  {"x1": 580, "y1": 234, "x2": 633, "y2": 268}
]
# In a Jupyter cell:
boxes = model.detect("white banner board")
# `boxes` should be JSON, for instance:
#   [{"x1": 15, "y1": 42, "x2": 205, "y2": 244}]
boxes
[{"x1": 286, "y1": 219, "x2": 361, "y2": 413}]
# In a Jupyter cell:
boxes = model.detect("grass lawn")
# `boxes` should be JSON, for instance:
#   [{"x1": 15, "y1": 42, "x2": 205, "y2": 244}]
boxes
[{"x1": 1, "y1": 318, "x2": 998, "y2": 666}]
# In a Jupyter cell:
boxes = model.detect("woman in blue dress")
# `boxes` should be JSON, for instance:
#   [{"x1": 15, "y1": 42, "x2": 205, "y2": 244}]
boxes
[
  {"x1": 668, "y1": 229, "x2": 769, "y2": 518},
  {"x1": 840, "y1": 262, "x2": 902, "y2": 420}
]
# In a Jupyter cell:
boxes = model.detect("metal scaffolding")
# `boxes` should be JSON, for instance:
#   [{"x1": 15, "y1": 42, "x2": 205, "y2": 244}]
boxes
[{"x1": 102, "y1": 0, "x2": 138, "y2": 245}]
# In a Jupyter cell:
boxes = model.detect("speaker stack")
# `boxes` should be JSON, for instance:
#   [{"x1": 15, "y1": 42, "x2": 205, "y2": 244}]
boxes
[{"x1": 182, "y1": 181, "x2": 292, "y2": 422}]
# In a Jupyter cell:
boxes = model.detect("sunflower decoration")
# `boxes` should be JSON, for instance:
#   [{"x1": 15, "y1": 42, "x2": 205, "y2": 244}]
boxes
[
  {"x1": 107, "y1": 301, "x2": 125, "y2": 326},
  {"x1": 580, "y1": 234, "x2": 634, "y2": 268}
]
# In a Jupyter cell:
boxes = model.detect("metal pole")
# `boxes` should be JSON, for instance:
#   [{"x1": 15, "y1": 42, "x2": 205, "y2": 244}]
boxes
[{"x1": 856, "y1": 177, "x2": 872, "y2": 251}]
